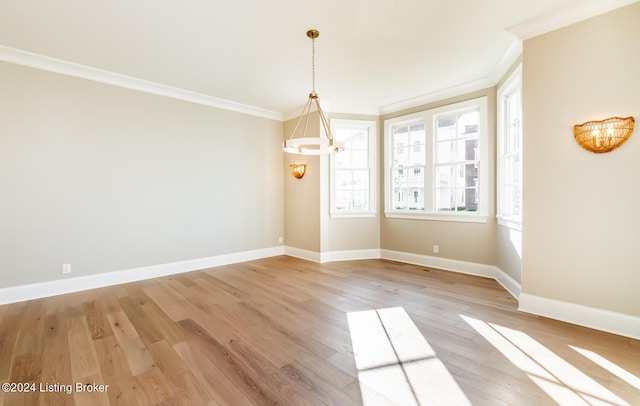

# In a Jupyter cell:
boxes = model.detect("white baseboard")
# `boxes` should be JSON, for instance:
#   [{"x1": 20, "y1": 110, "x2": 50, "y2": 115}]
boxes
[
  {"x1": 519, "y1": 293, "x2": 640, "y2": 340},
  {"x1": 283, "y1": 247, "x2": 521, "y2": 300},
  {"x1": 283, "y1": 246, "x2": 322, "y2": 263},
  {"x1": 320, "y1": 249, "x2": 381, "y2": 263},
  {"x1": 495, "y1": 267, "x2": 522, "y2": 299},
  {"x1": 380, "y1": 249, "x2": 497, "y2": 279},
  {"x1": 0, "y1": 246, "x2": 285, "y2": 305},
  {"x1": 4, "y1": 245, "x2": 636, "y2": 340}
]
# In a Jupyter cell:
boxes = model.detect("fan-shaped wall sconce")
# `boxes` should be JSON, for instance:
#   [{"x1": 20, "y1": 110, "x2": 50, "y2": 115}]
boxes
[
  {"x1": 574, "y1": 116, "x2": 634, "y2": 153},
  {"x1": 289, "y1": 163, "x2": 306, "y2": 179}
]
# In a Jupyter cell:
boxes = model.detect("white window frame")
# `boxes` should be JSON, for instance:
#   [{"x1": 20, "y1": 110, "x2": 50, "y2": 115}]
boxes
[
  {"x1": 497, "y1": 65, "x2": 522, "y2": 230},
  {"x1": 330, "y1": 119, "x2": 377, "y2": 218},
  {"x1": 384, "y1": 97, "x2": 488, "y2": 223}
]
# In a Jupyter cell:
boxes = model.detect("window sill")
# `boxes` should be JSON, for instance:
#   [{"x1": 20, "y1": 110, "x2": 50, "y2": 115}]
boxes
[
  {"x1": 330, "y1": 212, "x2": 376, "y2": 219},
  {"x1": 497, "y1": 216, "x2": 522, "y2": 231},
  {"x1": 384, "y1": 211, "x2": 487, "y2": 223}
]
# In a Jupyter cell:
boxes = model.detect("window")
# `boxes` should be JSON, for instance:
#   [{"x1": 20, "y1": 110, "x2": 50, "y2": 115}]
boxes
[
  {"x1": 497, "y1": 65, "x2": 522, "y2": 229},
  {"x1": 330, "y1": 119, "x2": 376, "y2": 217},
  {"x1": 391, "y1": 122, "x2": 426, "y2": 210},
  {"x1": 384, "y1": 97, "x2": 488, "y2": 222}
]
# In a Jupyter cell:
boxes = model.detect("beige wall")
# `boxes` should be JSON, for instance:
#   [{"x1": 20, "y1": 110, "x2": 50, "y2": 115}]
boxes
[
  {"x1": 0, "y1": 61, "x2": 284, "y2": 288},
  {"x1": 283, "y1": 111, "x2": 381, "y2": 254},
  {"x1": 380, "y1": 89, "x2": 498, "y2": 266},
  {"x1": 496, "y1": 227, "x2": 522, "y2": 283},
  {"x1": 283, "y1": 113, "x2": 321, "y2": 252},
  {"x1": 522, "y1": 2, "x2": 640, "y2": 316}
]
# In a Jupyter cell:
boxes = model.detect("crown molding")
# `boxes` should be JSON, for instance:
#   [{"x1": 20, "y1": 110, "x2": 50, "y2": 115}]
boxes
[
  {"x1": 380, "y1": 39, "x2": 522, "y2": 116},
  {"x1": 0, "y1": 45, "x2": 283, "y2": 122},
  {"x1": 507, "y1": 0, "x2": 638, "y2": 40}
]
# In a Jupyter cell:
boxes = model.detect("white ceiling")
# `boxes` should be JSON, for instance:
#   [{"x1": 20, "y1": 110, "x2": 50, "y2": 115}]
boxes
[{"x1": 0, "y1": 0, "x2": 635, "y2": 119}]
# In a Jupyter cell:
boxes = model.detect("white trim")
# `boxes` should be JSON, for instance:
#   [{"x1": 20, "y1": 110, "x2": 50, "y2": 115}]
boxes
[
  {"x1": 519, "y1": 293, "x2": 640, "y2": 341},
  {"x1": 506, "y1": 0, "x2": 638, "y2": 41},
  {"x1": 0, "y1": 246, "x2": 285, "y2": 305},
  {"x1": 385, "y1": 212, "x2": 488, "y2": 223},
  {"x1": 379, "y1": 40, "x2": 521, "y2": 116},
  {"x1": 329, "y1": 119, "x2": 377, "y2": 218},
  {"x1": 384, "y1": 97, "x2": 489, "y2": 219},
  {"x1": 496, "y1": 64, "x2": 523, "y2": 227},
  {"x1": 321, "y1": 249, "x2": 381, "y2": 263},
  {"x1": 284, "y1": 246, "x2": 322, "y2": 263},
  {"x1": 329, "y1": 212, "x2": 376, "y2": 219},
  {"x1": 496, "y1": 216, "x2": 522, "y2": 231},
  {"x1": 4, "y1": 244, "x2": 636, "y2": 340},
  {"x1": 380, "y1": 77, "x2": 493, "y2": 115},
  {"x1": 380, "y1": 249, "x2": 497, "y2": 279},
  {"x1": 495, "y1": 267, "x2": 522, "y2": 299},
  {"x1": 0, "y1": 45, "x2": 282, "y2": 121},
  {"x1": 285, "y1": 101, "x2": 381, "y2": 122}
]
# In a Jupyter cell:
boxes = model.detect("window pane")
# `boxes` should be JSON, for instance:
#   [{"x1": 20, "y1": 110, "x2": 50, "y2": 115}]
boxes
[
  {"x1": 463, "y1": 187, "x2": 478, "y2": 212},
  {"x1": 436, "y1": 165, "x2": 455, "y2": 188},
  {"x1": 459, "y1": 111, "x2": 479, "y2": 135},
  {"x1": 437, "y1": 141, "x2": 453, "y2": 163},
  {"x1": 498, "y1": 73, "x2": 522, "y2": 222},
  {"x1": 335, "y1": 169, "x2": 353, "y2": 189},
  {"x1": 331, "y1": 120, "x2": 374, "y2": 215},
  {"x1": 336, "y1": 128, "x2": 352, "y2": 144},
  {"x1": 437, "y1": 116, "x2": 457, "y2": 140},
  {"x1": 514, "y1": 155, "x2": 521, "y2": 188},
  {"x1": 392, "y1": 168, "x2": 408, "y2": 187},
  {"x1": 335, "y1": 190, "x2": 352, "y2": 211},
  {"x1": 352, "y1": 170, "x2": 369, "y2": 190},
  {"x1": 436, "y1": 188, "x2": 455, "y2": 211},
  {"x1": 351, "y1": 150, "x2": 368, "y2": 169},
  {"x1": 385, "y1": 97, "x2": 486, "y2": 217},
  {"x1": 352, "y1": 190, "x2": 369, "y2": 210},
  {"x1": 407, "y1": 187, "x2": 424, "y2": 210},
  {"x1": 351, "y1": 130, "x2": 368, "y2": 150},
  {"x1": 409, "y1": 124, "x2": 426, "y2": 165},
  {"x1": 393, "y1": 188, "x2": 406, "y2": 209}
]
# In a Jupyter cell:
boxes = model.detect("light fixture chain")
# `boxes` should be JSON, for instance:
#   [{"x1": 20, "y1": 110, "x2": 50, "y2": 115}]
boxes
[{"x1": 311, "y1": 36, "x2": 316, "y2": 93}]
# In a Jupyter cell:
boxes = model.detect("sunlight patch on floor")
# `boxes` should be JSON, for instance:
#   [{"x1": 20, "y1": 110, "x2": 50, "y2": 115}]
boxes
[
  {"x1": 461, "y1": 315, "x2": 630, "y2": 406},
  {"x1": 348, "y1": 307, "x2": 471, "y2": 406},
  {"x1": 570, "y1": 345, "x2": 640, "y2": 391}
]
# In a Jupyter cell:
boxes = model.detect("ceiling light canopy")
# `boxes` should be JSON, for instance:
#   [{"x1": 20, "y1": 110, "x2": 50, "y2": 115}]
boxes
[{"x1": 283, "y1": 30, "x2": 344, "y2": 155}]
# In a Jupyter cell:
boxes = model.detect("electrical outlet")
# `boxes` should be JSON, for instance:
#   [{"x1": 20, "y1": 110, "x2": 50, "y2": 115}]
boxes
[
  {"x1": 278, "y1": 236, "x2": 283, "y2": 244},
  {"x1": 62, "y1": 264, "x2": 72, "y2": 274},
  {"x1": 433, "y1": 245, "x2": 439, "y2": 254}
]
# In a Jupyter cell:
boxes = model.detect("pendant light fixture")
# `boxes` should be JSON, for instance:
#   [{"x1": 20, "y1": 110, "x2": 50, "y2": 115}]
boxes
[{"x1": 283, "y1": 30, "x2": 344, "y2": 155}]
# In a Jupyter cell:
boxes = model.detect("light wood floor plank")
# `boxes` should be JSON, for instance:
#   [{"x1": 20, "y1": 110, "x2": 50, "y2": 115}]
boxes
[{"x1": 0, "y1": 256, "x2": 638, "y2": 405}]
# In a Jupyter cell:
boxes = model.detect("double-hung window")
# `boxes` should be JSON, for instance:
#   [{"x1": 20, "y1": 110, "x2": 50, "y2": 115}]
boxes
[
  {"x1": 497, "y1": 65, "x2": 522, "y2": 229},
  {"x1": 384, "y1": 97, "x2": 488, "y2": 222},
  {"x1": 330, "y1": 119, "x2": 376, "y2": 217}
]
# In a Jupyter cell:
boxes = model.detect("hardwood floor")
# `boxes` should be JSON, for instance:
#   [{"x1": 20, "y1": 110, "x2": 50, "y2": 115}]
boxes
[{"x1": 0, "y1": 256, "x2": 638, "y2": 405}]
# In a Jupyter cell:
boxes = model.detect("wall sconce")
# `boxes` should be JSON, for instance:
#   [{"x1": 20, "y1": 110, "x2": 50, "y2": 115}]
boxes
[
  {"x1": 574, "y1": 116, "x2": 634, "y2": 153},
  {"x1": 289, "y1": 163, "x2": 306, "y2": 179}
]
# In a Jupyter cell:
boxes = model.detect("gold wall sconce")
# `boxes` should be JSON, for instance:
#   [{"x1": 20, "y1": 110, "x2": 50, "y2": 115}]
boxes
[
  {"x1": 574, "y1": 116, "x2": 634, "y2": 153},
  {"x1": 289, "y1": 163, "x2": 306, "y2": 179}
]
